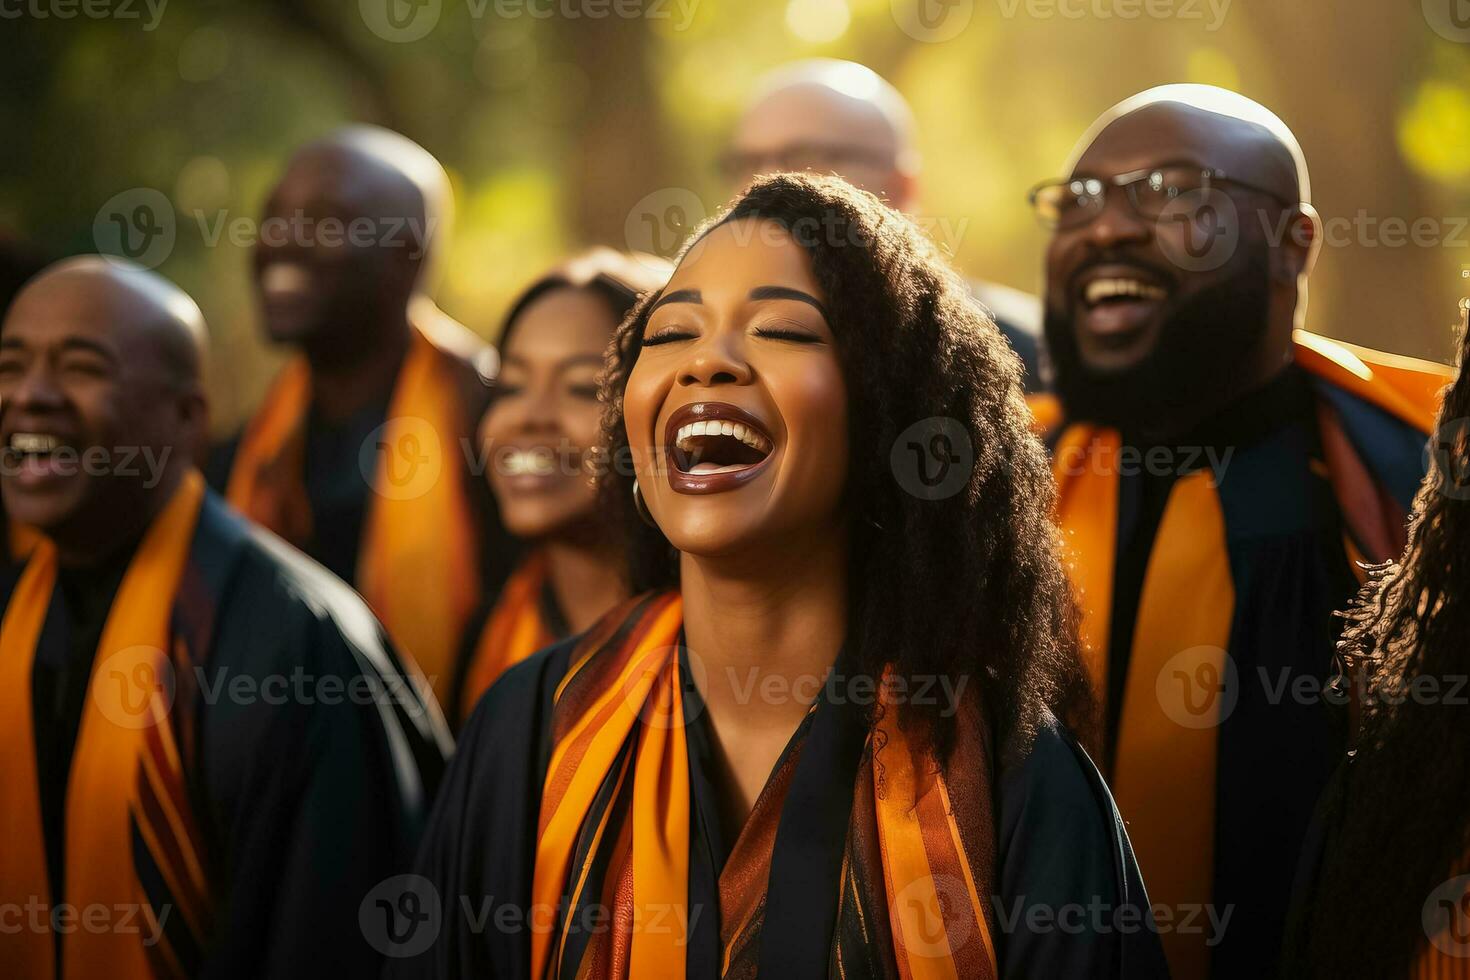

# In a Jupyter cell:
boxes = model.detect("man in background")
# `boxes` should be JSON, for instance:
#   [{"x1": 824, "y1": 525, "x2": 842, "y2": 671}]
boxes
[
  {"x1": 211, "y1": 126, "x2": 515, "y2": 712},
  {"x1": 723, "y1": 58, "x2": 1046, "y2": 390},
  {"x1": 1040, "y1": 84, "x2": 1451, "y2": 977}
]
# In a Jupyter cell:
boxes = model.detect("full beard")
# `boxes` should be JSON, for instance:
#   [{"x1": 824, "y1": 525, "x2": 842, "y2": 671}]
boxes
[{"x1": 1044, "y1": 250, "x2": 1272, "y2": 436}]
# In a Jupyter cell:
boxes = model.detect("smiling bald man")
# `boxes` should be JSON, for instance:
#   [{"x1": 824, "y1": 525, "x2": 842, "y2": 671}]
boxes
[
  {"x1": 0, "y1": 256, "x2": 449, "y2": 979},
  {"x1": 213, "y1": 126, "x2": 516, "y2": 714},
  {"x1": 724, "y1": 59, "x2": 1046, "y2": 391},
  {"x1": 1036, "y1": 85, "x2": 1453, "y2": 978}
]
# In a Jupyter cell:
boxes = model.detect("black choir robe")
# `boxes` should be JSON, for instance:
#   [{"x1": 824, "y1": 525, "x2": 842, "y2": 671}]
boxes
[
  {"x1": 14, "y1": 489, "x2": 451, "y2": 978},
  {"x1": 386, "y1": 636, "x2": 1172, "y2": 979}
]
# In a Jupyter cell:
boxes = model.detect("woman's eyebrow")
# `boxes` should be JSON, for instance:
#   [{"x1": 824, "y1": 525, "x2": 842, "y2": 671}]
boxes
[
  {"x1": 647, "y1": 288, "x2": 701, "y2": 314},
  {"x1": 749, "y1": 285, "x2": 829, "y2": 320}
]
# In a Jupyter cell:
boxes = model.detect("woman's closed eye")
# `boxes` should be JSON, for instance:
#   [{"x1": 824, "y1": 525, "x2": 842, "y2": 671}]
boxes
[
  {"x1": 641, "y1": 325, "x2": 698, "y2": 347},
  {"x1": 751, "y1": 323, "x2": 823, "y2": 344}
]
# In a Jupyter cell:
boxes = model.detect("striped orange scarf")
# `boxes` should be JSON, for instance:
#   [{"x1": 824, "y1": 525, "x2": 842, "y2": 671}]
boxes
[
  {"x1": 1053, "y1": 332, "x2": 1447, "y2": 978},
  {"x1": 225, "y1": 314, "x2": 481, "y2": 708},
  {"x1": 0, "y1": 470, "x2": 211, "y2": 980},
  {"x1": 530, "y1": 592, "x2": 1000, "y2": 980},
  {"x1": 456, "y1": 551, "x2": 558, "y2": 724}
]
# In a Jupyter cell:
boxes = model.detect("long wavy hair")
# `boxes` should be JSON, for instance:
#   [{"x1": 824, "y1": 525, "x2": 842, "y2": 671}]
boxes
[
  {"x1": 1287, "y1": 316, "x2": 1470, "y2": 976},
  {"x1": 595, "y1": 173, "x2": 1090, "y2": 760}
]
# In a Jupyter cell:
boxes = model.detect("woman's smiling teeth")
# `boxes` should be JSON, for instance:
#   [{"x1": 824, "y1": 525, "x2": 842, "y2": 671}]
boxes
[{"x1": 673, "y1": 419, "x2": 773, "y2": 474}]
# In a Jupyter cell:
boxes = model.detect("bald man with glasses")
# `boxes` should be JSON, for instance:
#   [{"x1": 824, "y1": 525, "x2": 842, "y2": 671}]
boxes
[{"x1": 1035, "y1": 84, "x2": 1453, "y2": 979}]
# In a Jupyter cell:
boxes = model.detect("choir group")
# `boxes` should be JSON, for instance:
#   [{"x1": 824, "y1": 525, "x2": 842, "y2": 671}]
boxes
[{"x1": 1, "y1": 59, "x2": 1466, "y2": 980}]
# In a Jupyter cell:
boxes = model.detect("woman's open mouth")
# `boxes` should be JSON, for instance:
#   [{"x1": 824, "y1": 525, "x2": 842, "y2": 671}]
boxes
[{"x1": 663, "y1": 402, "x2": 776, "y2": 494}]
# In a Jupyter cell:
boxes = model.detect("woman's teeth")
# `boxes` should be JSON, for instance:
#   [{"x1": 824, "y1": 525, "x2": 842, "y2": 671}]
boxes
[
  {"x1": 674, "y1": 419, "x2": 771, "y2": 455},
  {"x1": 503, "y1": 449, "x2": 555, "y2": 476}
]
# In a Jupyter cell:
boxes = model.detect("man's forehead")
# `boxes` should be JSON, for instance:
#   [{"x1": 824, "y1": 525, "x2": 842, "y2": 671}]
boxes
[
  {"x1": 1069, "y1": 100, "x2": 1304, "y2": 201},
  {"x1": 733, "y1": 84, "x2": 898, "y2": 154}
]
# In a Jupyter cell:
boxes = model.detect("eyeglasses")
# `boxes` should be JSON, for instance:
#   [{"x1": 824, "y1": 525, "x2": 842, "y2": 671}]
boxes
[
  {"x1": 718, "y1": 142, "x2": 896, "y2": 183},
  {"x1": 1027, "y1": 164, "x2": 1298, "y2": 230}
]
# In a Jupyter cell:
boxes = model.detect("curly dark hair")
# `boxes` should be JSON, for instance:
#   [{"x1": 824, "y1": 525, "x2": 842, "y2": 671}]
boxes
[
  {"x1": 595, "y1": 173, "x2": 1091, "y2": 760},
  {"x1": 1286, "y1": 315, "x2": 1470, "y2": 977}
]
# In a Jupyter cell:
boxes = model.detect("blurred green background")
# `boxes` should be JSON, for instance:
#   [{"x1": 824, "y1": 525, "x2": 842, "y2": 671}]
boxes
[{"x1": 3, "y1": 0, "x2": 1470, "y2": 432}]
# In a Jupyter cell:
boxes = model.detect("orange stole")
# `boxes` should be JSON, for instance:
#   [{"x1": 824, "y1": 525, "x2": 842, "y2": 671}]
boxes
[
  {"x1": 226, "y1": 315, "x2": 482, "y2": 708},
  {"x1": 530, "y1": 594, "x2": 999, "y2": 980},
  {"x1": 0, "y1": 471, "x2": 210, "y2": 980},
  {"x1": 456, "y1": 552, "x2": 557, "y2": 724},
  {"x1": 1052, "y1": 334, "x2": 1444, "y2": 979}
]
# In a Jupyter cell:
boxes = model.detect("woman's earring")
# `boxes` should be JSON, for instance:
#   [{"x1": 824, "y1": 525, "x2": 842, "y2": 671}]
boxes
[{"x1": 632, "y1": 478, "x2": 658, "y2": 528}]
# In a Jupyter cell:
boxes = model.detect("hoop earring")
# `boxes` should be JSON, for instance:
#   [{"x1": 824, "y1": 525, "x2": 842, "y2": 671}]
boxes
[{"x1": 632, "y1": 478, "x2": 657, "y2": 528}]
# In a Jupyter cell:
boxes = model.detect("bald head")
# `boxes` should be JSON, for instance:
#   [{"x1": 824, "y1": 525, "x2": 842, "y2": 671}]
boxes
[
  {"x1": 15, "y1": 256, "x2": 208, "y2": 387},
  {"x1": 1069, "y1": 84, "x2": 1309, "y2": 207},
  {"x1": 0, "y1": 256, "x2": 209, "y2": 558},
  {"x1": 255, "y1": 125, "x2": 452, "y2": 351},
  {"x1": 727, "y1": 60, "x2": 919, "y2": 211}
]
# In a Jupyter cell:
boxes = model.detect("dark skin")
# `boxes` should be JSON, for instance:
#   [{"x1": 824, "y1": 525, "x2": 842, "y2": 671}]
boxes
[
  {"x1": 625, "y1": 220, "x2": 849, "y2": 835},
  {"x1": 1044, "y1": 100, "x2": 1320, "y2": 438},
  {"x1": 0, "y1": 258, "x2": 208, "y2": 568},
  {"x1": 254, "y1": 131, "x2": 444, "y2": 423}
]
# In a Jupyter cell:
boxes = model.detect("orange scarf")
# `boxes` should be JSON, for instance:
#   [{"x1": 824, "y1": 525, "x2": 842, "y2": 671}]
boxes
[
  {"x1": 1052, "y1": 332, "x2": 1446, "y2": 979},
  {"x1": 530, "y1": 593, "x2": 999, "y2": 980},
  {"x1": 456, "y1": 551, "x2": 558, "y2": 724},
  {"x1": 226, "y1": 314, "x2": 481, "y2": 708},
  {"x1": 0, "y1": 471, "x2": 210, "y2": 980}
]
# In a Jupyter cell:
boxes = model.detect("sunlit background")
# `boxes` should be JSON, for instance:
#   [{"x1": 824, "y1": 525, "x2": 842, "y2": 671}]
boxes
[{"x1": 4, "y1": 0, "x2": 1470, "y2": 431}]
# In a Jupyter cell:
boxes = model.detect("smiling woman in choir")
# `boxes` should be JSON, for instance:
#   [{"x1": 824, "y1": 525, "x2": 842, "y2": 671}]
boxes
[
  {"x1": 393, "y1": 174, "x2": 1167, "y2": 980},
  {"x1": 450, "y1": 249, "x2": 670, "y2": 727}
]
